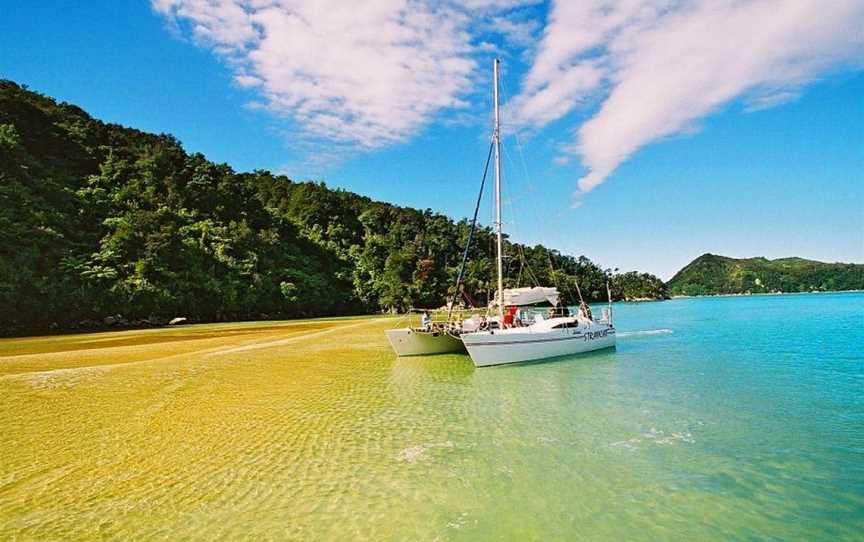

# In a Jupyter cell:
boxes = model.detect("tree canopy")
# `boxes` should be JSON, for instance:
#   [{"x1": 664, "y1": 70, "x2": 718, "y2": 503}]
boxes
[{"x1": 0, "y1": 80, "x2": 668, "y2": 335}]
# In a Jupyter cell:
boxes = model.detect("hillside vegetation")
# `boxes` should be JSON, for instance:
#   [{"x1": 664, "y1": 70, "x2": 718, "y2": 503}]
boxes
[
  {"x1": 0, "y1": 80, "x2": 667, "y2": 334},
  {"x1": 667, "y1": 254, "x2": 864, "y2": 296}
]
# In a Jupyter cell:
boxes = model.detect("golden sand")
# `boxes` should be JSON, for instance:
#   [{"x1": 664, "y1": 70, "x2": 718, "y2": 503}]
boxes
[{"x1": 0, "y1": 317, "x2": 403, "y2": 540}]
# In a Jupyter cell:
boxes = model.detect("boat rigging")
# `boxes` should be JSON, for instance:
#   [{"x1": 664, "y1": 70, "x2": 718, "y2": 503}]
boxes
[{"x1": 386, "y1": 59, "x2": 616, "y2": 366}]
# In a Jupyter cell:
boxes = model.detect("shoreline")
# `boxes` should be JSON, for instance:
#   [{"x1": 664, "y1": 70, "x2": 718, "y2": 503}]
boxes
[
  {"x1": 0, "y1": 313, "x2": 389, "y2": 341},
  {"x1": 4, "y1": 289, "x2": 860, "y2": 339},
  {"x1": 670, "y1": 289, "x2": 863, "y2": 299}
]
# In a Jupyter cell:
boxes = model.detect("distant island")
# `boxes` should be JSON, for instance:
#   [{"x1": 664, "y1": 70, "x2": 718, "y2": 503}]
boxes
[
  {"x1": 668, "y1": 253, "x2": 864, "y2": 296},
  {"x1": 0, "y1": 80, "x2": 666, "y2": 335}
]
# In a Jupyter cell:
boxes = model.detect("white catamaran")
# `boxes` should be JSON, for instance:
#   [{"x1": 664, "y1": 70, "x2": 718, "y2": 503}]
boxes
[{"x1": 386, "y1": 58, "x2": 616, "y2": 366}]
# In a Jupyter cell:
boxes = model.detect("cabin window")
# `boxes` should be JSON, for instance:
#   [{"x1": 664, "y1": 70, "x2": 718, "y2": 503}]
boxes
[{"x1": 552, "y1": 322, "x2": 577, "y2": 329}]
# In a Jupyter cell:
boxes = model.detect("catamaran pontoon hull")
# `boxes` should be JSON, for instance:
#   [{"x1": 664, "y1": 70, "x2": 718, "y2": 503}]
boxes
[
  {"x1": 385, "y1": 328, "x2": 467, "y2": 356},
  {"x1": 462, "y1": 325, "x2": 615, "y2": 367}
]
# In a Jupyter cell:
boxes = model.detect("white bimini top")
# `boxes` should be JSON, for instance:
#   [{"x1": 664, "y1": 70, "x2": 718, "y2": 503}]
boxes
[{"x1": 495, "y1": 286, "x2": 560, "y2": 307}]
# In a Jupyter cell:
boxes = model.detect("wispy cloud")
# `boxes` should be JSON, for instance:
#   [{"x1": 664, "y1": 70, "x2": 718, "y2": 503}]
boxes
[
  {"x1": 154, "y1": 0, "x2": 864, "y2": 193},
  {"x1": 513, "y1": 0, "x2": 864, "y2": 194},
  {"x1": 152, "y1": 0, "x2": 535, "y2": 150}
]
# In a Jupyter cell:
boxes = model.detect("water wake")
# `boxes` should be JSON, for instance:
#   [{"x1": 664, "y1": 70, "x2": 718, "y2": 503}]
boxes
[{"x1": 617, "y1": 329, "x2": 673, "y2": 338}]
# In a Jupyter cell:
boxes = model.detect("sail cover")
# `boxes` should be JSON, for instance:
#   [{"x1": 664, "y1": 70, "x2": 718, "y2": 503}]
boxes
[{"x1": 495, "y1": 287, "x2": 560, "y2": 307}]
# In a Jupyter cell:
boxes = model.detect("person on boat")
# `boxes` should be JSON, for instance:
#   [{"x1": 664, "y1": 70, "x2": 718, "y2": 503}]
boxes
[
  {"x1": 502, "y1": 306, "x2": 517, "y2": 328},
  {"x1": 421, "y1": 311, "x2": 432, "y2": 330},
  {"x1": 549, "y1": 301, "x2": 568, "y2": 318},
  {"x1": 579, "y1": 302, "x2": 592, "y2": 320}
]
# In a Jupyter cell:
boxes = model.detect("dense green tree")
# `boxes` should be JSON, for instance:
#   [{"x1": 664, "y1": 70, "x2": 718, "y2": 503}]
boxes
[{"x1": 0, "y1": 80, "x2": 673, "y2": 335}]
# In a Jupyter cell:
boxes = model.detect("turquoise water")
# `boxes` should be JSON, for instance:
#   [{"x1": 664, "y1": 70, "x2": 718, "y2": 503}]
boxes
[
  {"x1": 1, "y1": 293, "x2": 861, "y2": 539},
  {"x1": 383, "y1": 292, "x2": 864, "y2": 539}
]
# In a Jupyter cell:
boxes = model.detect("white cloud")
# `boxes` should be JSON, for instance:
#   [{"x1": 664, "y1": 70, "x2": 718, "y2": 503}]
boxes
[
  {"x1": 153, "y1": 0, "x2": 534, "y2": 149},
  {"x1": 234, "y1": 74, "x2": 262, "y2": 88},
  {"x1": 485, "y1": 15, "x2": 540, "y2": 48},
  {"x1": 153, "y1": 0, "x2": 864, "y2": 188},
  {"x1": 514, "y1": 0, "x2": 864, "y2": 194}
]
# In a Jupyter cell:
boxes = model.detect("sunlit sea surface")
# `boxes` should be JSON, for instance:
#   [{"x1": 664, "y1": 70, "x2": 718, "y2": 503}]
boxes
[{"x1": 1, "y1": 293, "x2": 862, "y2": 540}]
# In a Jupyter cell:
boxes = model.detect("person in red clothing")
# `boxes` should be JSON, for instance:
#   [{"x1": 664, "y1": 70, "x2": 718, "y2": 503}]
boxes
[{"x1": 502, "y1": 305, "x2": 517, "y2": 328}]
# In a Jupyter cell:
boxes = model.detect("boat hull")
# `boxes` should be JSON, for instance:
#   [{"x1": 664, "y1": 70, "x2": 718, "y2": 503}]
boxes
[
  {"x1": 462, "y1": 326, "x2": 615, "y2": 366},
  {"x1": 385, "y1": 328, "x2": 467, "y2": 356}
]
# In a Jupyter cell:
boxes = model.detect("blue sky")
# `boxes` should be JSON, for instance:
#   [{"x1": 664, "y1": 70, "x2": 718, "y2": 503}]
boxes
[{"x1": 1, "y1": 1, "x2": 862, "y2": 279}]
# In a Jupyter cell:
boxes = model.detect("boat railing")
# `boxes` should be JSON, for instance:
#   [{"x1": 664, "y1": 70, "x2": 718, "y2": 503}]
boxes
[
  {"x1": 396, "y1": 307, "x2": 486, "y2": 331},
  {"x1": 500, "y1": 305, "x2": 612, "y2": 326},
  {"x1": 394, "y1": 304, "x2": 612, "y2": 332},
  {"x1": 597, "y1": 307, "x2": 613, "y2": 325}
]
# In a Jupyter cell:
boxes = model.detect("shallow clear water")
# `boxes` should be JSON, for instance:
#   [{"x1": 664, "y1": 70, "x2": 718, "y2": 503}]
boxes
[{"x1": 1, "y1": 294, "x2": 862, "y2": 540}]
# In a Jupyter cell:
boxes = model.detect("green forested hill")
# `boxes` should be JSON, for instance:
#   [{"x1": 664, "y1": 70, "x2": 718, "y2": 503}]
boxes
[
  {"x1": 667, "y1": 253, "x2": 864, "y2": 296},
  {"x1": 0, "y1": 80, "x2": 666, "y2": 334}
]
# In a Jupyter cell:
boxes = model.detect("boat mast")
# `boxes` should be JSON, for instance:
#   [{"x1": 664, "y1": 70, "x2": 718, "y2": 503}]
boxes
[{"x1": 493, "y1": 58, "x2": 504, "y2": 317}]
